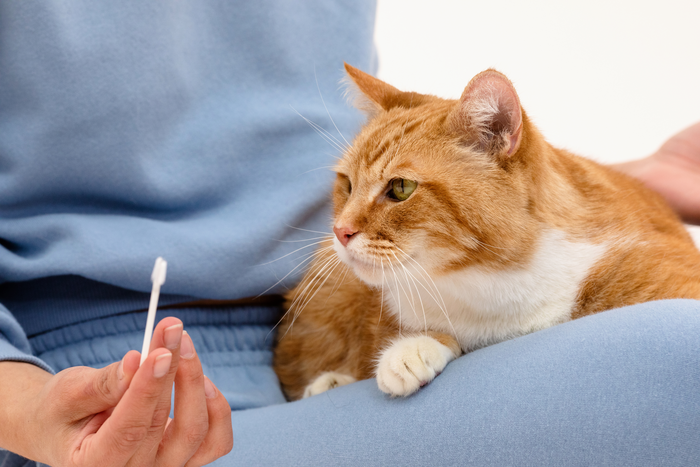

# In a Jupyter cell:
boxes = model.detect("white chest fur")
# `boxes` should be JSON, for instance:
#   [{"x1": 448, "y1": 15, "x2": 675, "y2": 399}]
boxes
[{"x1": 383, "y1": 230, "x2": 606, "y2": 351}]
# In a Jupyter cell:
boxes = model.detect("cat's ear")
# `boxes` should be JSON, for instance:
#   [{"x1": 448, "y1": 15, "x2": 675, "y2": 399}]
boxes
[
  {"x1": 447, "y1": 69, "x2": 523, "y2": 160},
  {"x1": 344, "y1": 63, "x2": 429, "y2": 116}
]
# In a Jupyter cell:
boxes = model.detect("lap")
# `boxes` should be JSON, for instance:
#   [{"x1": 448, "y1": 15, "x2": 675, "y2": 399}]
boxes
[
  {"x1": 6, "y1": 299, "x2": 697, "y2": 466},
  {"x1": 219, "y1": 299, "x2": 700, "y2": 466}
]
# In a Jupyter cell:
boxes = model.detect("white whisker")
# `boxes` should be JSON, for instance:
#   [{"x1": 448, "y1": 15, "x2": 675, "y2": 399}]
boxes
[
  {"x1": 394, "y1": 246, "x2": 456, "y2": 336},
  {"x1": 277, "y1": 253, "x2": 339, "y2": 337},
  {"x1": 394, "y1": 246, "x2": 448, "y2": 312},
  {"x1": 390, "y1": 251, "x2": 418, "y2": 321},
  {"x1": 327, "y1": 261, "x2": 351, "y2": 300},
  {"x1": 258, "y1": 240, "x2": 331, "y2": 266},
  {"x1": 276, "y1": 235, "x2": 333, "y2": 243},
  {"x1": 289, "y1": 256, "x2": 343, "y2": 330},
  {"x1": 257, "y1": 245, "x2": 335, "y2": 299},
  {"x1": 391, "y1": 250, "x2": 427, "y2": 335},
  {"x1": 297, "y1": 166, "x2": 337, "y2": 176},
  {"x1": 384, "y1": 253, "x2": 403, "y2": 337},
  {"x1": 267, "y1": 253, "x2": 333, "y2": 338},
  {"x1": 314, "y1": 66, "x2": 352, "y2": 149},
  {"x1": 290, "y1": 106, "x2": 348, "y2": 154},
  {"x1": 287, "y1": 252, "x2": 339, "y2": 316},
  {"x1": 284, "y1": 224, "x2": 333, "y2": 236},
  {"x1": 378, "y1": 257, "x2": 385, "y2": 327},
  {"x1": 286, "y1": 253, "x2": 338, "y2": 314},
  {"x1": 296, "y1": 257, "x2": 343, "y2": 314}
]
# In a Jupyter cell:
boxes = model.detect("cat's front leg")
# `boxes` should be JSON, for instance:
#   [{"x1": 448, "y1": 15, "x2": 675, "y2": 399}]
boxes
[
  {"x1": 376, "y1": 333, "x2": 461, "y2": 397},
  {"x1": 303, "y1": 371, "x2": 357, "y2": 398}
]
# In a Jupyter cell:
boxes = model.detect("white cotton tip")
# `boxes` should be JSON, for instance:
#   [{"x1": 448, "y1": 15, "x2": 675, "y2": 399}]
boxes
[{"x1": 151, "y1": 257, "x2": 167, "y2": 286}]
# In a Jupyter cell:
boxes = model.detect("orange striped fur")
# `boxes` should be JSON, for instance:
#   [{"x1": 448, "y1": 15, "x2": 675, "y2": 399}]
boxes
[{"x1": 273, "y1": 64, "x2": 700, "y2": 400}]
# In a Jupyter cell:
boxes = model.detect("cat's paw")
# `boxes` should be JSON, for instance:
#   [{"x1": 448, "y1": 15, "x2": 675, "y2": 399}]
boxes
[
  {"x1": 303, "y1": 371, "x2": 357, "y2": 398},
  {"x1": 376, "y1": 335, "x2": 456, "y2": 397}
]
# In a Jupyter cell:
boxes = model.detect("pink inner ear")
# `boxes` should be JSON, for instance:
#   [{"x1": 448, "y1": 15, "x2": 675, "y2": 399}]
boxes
[
  {"x1": 507, "y1": 121, "x2": 523, "y2": 156},
  {"x1": 457, "y1": 70, "x2": 523, "y2": 157}
]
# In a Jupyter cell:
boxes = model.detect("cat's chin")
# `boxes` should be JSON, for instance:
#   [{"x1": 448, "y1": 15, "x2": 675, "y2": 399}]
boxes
[
  {"x1": 347, "y1": 257, "x2": 384, "y2": 287},
  {"x1": 333, "y1": 237, "x2": 384, "y2": 286}
]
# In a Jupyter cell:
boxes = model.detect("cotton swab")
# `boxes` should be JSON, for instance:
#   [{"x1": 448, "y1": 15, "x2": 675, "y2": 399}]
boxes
[{"x1": 140, "y1": 257, "x2": 168, "y2": 365}]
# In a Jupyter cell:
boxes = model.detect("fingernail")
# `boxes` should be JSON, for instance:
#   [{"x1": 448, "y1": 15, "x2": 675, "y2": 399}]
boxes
[
  {"x1": 117, "y1": 356, "x2": 125, "y2": 381},
  {"x1": 204, "y1": 376, "x2": 217, "y2": 399},
  {"x1": 153, "y1": 352, "x2": 172, "y2": 378},
  {"x1": 180, "y1": 331, "x2": 195, "y2": 359},
  {"x1": 164, "y1": 323, "x2": 183, "y2": 350}
]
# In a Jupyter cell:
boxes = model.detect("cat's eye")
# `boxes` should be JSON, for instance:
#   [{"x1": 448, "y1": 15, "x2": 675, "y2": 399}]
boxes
[
  {"x1": 337, "y1": 174, "x2": 352, "y2": 195},
  {"x1": 389, "y1": 179, "x2": 417, "y2": 201}
]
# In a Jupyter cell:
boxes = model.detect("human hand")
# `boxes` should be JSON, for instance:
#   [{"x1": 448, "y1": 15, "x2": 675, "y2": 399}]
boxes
[
  {"x1": 613, "y1": 121, "x2": 700, "y2": 225},
  {"x1": 5, "y1": 317, "x2": 232, "y2": 466}
]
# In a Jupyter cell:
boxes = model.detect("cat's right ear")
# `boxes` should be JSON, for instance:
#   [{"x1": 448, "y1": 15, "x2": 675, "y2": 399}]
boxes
[
  {"x1": 343, "y1": 63, "x2": 429, "y2": 117},
  {"x1": 447, "y1": 69, "x2": 523, "y2": 161}
]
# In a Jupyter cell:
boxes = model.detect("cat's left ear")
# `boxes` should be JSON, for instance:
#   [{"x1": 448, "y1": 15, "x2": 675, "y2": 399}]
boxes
[{"x1": 447, "y1": 69, "x2": 523, "y2": 160}]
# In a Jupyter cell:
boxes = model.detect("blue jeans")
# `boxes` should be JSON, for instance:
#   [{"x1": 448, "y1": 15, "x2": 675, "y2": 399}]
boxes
[{"x1": 4, "y1": 299, "x2": 699, "y2": 466}]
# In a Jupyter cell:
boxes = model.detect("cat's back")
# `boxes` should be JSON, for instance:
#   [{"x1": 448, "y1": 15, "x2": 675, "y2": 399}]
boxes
[{"x1": 546, "y1": 149, "x2": 700, "y2": 316}]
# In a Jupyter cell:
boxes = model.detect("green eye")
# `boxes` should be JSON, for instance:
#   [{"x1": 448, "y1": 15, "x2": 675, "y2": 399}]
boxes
[{"x1": 389, "y1": 179, "x2": 417, "y2": 201}]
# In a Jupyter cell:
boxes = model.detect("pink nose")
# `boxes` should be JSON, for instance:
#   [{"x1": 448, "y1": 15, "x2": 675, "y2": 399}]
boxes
[{"x1": 333, "y1": 224, "x2": 358, "y2": 247}]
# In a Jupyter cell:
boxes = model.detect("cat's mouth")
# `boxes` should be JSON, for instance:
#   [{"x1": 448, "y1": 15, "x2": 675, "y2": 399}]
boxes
[{"x1": 333, "y1": 236, "x2": 385, "y2": 285}]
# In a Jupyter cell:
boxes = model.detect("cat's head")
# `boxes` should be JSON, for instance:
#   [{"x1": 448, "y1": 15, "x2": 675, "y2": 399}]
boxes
[{"x1": 332, "y1": 64, "x2": 541, "y2": 286}]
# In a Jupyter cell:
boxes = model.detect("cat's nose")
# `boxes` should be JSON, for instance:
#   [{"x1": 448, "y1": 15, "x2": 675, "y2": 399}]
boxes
[{"x1": 333, "y1": 224, "x2": 358, "y2": 247}]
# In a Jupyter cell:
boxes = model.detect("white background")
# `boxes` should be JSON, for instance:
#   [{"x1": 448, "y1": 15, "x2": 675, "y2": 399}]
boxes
[{"x1": 374, "y1": 0, "x2": 700, "y2": 243}]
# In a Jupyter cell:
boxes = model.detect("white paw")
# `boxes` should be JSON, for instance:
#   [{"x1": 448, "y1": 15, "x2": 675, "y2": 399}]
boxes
[
  {"x1": 303, "y1": 371, "x2": 357, "y2": 398},
  {"x1": 376, "y1": 335, "x2": 455, "y2": 397}
]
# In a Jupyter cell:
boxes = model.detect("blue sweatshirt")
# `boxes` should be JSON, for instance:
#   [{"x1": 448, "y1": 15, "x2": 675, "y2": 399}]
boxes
[{"x1": 0, "y1": 1, "x2": 377, "y2": 370}]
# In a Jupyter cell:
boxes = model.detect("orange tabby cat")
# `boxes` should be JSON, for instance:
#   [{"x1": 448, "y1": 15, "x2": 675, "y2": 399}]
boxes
[{"x1": 273, "y1": 64, "x2": 700, "y2": 401}]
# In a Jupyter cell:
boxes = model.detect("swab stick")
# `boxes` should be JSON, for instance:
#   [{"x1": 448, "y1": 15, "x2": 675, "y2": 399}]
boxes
[{"x1": 140, "y1": 257, "x2": 168, "y2": 365}]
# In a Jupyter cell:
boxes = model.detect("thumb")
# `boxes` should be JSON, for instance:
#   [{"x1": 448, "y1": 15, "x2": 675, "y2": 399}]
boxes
[{"x1": 68, "y1": 350, "x2": 141, "y2": 420}]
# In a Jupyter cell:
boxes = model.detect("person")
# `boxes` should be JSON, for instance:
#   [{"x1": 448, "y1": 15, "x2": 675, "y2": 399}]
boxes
[{"x1": 0, "y1": 3, "x2": 698, "y2": 466}]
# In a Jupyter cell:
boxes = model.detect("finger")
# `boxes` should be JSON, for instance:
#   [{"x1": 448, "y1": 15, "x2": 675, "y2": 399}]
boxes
[
  {"x1": 157, "y1": 331, "x2": 209, "y2": 465},
  {"x1": 74, "y1": 348, "x2": 173, "y2": 467},
  {"x1": 59, "y1": 350, "x2": 141, "y2": 421},
  {"x1": 128, "y1": 318, "x2": 184, "y2": 466},
  {"x1": 185, "y1": 377, "x2": 233, "y2": 467},
  {"x1": 147, "y1": 316, "x2": 185, "y2": 356}
]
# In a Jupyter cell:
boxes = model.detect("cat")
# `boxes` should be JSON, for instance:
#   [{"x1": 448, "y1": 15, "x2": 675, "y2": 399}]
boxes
[{"x1": 273, "y1": 63, "x2": 700, "y2": 401}]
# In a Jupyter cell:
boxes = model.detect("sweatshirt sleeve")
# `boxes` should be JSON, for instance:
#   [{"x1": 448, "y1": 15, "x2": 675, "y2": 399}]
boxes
[{"x1": 0, "y1": 304, "x2": 55, "y2": 374}]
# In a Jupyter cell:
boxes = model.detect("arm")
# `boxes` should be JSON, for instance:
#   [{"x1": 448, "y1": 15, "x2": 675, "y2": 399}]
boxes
[
  {"x1": 0, "y1": 360, "x2": 53, "y2": 458},
  {"x1": 612, "y1": 120, "x2": 700, "y2": 225}
]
